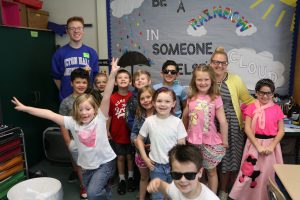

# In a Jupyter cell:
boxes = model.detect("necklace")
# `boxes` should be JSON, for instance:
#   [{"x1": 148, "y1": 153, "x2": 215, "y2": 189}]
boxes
[{"x1": 217, "y1": 72, "x2": 227, "y2": 90}]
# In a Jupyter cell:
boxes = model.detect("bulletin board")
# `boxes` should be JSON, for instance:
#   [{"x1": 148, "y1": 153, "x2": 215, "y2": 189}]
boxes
[{"x1": 107, "y1": 0, "x2": 298, "y2": 95}]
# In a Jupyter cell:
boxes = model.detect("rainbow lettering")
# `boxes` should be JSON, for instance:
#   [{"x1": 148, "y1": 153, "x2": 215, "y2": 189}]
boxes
[{"x1": 189, "y1": 6, "x2": 252, "y2": 32}]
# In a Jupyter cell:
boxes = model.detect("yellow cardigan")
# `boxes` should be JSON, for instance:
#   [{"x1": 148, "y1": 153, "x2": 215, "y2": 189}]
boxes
[{"x1": 225, "y1": 73, "x2": 255, "y2": 128}]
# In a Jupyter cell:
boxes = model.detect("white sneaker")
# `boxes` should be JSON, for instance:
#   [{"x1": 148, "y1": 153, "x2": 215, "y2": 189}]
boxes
[{"x1": 218, "y1": 191, "x2": 228, "y2": 200}]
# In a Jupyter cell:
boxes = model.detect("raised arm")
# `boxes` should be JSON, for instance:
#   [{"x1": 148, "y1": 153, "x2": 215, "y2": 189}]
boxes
[
  {"x1": 100, "y1": 57, "x2": 120, "y2": 116},
  {"x1": 11, "y1": 97, "x2": 64, "y2": 126}
]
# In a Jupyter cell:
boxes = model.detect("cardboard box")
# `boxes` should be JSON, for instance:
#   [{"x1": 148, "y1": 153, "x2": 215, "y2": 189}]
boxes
[
  {"x1": 17, "y1": 2, "x2": 27, "y2": 27},
  {"x1": 27, "y1": 7, "x2": 48, "y2": 29}
]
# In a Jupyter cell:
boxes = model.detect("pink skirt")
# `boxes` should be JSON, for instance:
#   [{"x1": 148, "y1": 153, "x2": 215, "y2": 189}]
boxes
[
  {"x1": 135, "y1": 153, "x2": 147, "y2": 168},
  {"x1": 229, "y1": 138, "x2": 283, "y2": 200}
]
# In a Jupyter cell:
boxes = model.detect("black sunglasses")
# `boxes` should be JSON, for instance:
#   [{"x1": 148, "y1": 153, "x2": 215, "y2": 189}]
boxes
[
  {"x1": 162, "y1": 69, "x2": 177, "y2": 75},
  {"x1": 170, "y1": 172, "x2": 198, "y2": 180}
]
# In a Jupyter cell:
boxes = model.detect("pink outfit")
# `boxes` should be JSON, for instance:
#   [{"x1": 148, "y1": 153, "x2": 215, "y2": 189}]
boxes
[
  {"x1": 187, "y1": 95, "x2": 223, "y2": 145},
  {"x1": 247, "y1": 102, "x2": 283, "y2": 136},
  {"x1": 229, "y1": 102, "x2": 284, "y2": 200}
]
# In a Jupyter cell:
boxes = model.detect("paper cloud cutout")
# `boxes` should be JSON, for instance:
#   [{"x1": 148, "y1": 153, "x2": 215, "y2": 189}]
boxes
[
  {"x1": 187, "y1": 26, "x2": 207, "y2": 37},
  {"x1": 228, "y1": 48, "x2": 285, "y2": 90},
  {"x1": 111, "y1": 0, "x2": 144, "y2": 18},
  {"x1": 236, "y1": 24, "x2": 257, "y2": 36}
]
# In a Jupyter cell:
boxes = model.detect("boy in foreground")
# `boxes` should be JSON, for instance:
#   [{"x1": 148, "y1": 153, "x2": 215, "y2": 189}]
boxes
[{"x1": 147, "y1": 144, "x2": 219, "y2": 200}]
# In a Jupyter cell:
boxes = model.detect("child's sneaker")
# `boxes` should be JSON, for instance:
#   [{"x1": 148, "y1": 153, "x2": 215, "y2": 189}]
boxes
[
  {"x1": 80, "y1": 185, "x2": 88, "y2": 200},
  {"x1": 117, "y1": 180, "x2": 126, "y2": 195},
  {"x1": 127, "y1": 177, "x2": 136, "y2": 192}
]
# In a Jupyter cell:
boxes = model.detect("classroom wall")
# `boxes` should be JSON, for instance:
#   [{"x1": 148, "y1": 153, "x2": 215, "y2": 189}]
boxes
[{"x1": 42, "y1": 0, "x2": 109, "y2": 60}]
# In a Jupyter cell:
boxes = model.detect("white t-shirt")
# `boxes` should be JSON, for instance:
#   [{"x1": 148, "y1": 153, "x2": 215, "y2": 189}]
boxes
[
  {"x1": 167, "y1": 182, "x2": 219, "y2": 200},
  {"x1": 64, "y1": 111, "x2": 116, "y2": 169},
  {"x1": 139, "y1": 115, "x2": 187, "y2": 164}
]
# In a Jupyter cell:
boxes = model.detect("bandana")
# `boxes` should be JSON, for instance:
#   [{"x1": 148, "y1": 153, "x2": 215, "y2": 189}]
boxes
[{"x1": 251, "y1": 100, "x2": 274, "y2": 133}]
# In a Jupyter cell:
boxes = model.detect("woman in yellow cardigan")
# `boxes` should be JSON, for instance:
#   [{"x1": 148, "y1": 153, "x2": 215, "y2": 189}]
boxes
[{"x1": 210, "y1": 47, "x2": 254, "y2": 200}]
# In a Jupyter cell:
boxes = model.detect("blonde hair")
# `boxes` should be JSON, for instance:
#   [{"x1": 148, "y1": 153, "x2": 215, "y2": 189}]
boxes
[
  {"x1": 188, "y1": 64, "x2": 220, "y2": 101},
  {"x1": 136, "y1": 86, "x2": 155, "y2": 119},
  {"x1": 132, "y1": 69, "x2": 151, "y2": 86},
  {"x1": 93, "y1": 72, "x2": 108, "y2": 88},
  {"x1": 71, "y1": 94, "x2": 98, "y2": 125},
  {"x1": 210, "y1": 46, "x2": 228, "y2": 62},
  {"x1": 94, "y1": 72, "x2": 108, "y2": 80}
]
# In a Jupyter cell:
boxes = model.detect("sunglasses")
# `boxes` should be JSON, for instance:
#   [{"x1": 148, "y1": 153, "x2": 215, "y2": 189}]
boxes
[
  {"x1": 162, "y1": 69, "x2": 177, "y2": 75},
  {"x1": 170, "y1": 172, "x2": 198, "y2": 180}
]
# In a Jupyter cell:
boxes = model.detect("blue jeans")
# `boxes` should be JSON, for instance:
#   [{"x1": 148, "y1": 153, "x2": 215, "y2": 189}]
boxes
[
  {"x1": 82, "y1": 159, "x2": 116, "y2": 200},
  {"x1": 150, "y1": 163, "x2": 172, "y2": 200}
]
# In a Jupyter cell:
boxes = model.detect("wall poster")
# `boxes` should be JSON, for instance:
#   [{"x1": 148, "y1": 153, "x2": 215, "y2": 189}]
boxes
[{"x1": 108, "y1": 0, "x2": 298, "y2": 94}]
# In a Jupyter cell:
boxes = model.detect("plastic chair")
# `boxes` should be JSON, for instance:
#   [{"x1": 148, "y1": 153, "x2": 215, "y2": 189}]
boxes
[{"x1": 268, "y1": 176, "x2": 286, "y2": 200}]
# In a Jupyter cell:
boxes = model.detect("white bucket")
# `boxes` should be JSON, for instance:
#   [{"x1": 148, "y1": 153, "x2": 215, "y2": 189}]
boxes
[{"x1": 7, "y1": 177, "x2": 63, "y2": 200}]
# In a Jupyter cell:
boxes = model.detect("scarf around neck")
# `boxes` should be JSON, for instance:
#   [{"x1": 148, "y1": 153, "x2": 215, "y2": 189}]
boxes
[{"x1": 251, "y1": 100, "x2": 274, "y2": 133}]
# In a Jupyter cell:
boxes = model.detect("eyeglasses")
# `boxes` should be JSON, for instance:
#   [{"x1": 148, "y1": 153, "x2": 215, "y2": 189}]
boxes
[
  {"x1": 170, "y1": 172, "x2": 198, "y2": 180},
  {"x1": 211, "y1": 60, "x2": 228, "y2": 66},
  {"x1": 162, "y1": 69, "x2": 177, "y2": 75},
  {"x1": 257, "y1": 91, "x2": 273, "y2": 97},
  {"x1": 68, "y1": 27, "x2": 84, "y2": 32}
]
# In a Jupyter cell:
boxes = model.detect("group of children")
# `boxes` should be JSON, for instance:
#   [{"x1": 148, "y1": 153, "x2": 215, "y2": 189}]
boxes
[{"x1": 12, "y1": 56, "x2": 285, "y2": 200}]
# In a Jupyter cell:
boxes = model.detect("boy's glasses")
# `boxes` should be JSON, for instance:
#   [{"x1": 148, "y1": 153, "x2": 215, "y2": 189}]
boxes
[
  {"x1": 211, "y1": 60, "x2": 228, "y2": 66},
  {"x1": 170, "y1": 172, "x2": 198, "y2": 180},
  {"x1": 257, "y1": 91, "x2": 273, "y2": 97},
  {"x1": 68, "y1": 27, "x2": 84, "y2": 32},
  {"x1": 162, "y1": 69, "x2": 177, "y2": 75}
]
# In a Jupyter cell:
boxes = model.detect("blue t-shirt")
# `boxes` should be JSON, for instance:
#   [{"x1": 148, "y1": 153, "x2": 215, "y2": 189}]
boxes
[
  {"x1": 51, "y1": 44, "x2": 99, "y2": 101},
  {"x1": 153, "y1": 82, "x2": 187, "y2": 118}
]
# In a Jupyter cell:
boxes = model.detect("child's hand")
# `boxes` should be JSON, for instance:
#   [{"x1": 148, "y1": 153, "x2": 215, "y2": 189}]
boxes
[
  {"x1": 222, "y1": 140, "x2": 228, "y2": 148},
  {"x1": 110, "y1": 57, "x2": 120, "y2": 74},
  {"x1": 144, "y1": 144, "x2": 151, "y2": 151},
  {"x1": 11, "y1": 97, "x2": 26, "y2": 111},
  {"x1": 147, "y1": 178, "x2": 161, "y2": 193},
  {"x1": 107, "y1": 131, "x2": 112, "y2": 140},
  {"x1": 264, "y1": 145, "x2": 274, "y2": 155},
  {"x1": 256, "y1": 145, "x2": 266, "y2": 155},
  {"x1": 145, "y1": 157, "x2": 155, "y2": 171}
]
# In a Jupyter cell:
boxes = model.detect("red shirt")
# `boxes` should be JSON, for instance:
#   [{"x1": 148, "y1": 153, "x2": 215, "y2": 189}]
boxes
[{"x1": 109, "y1": 92, "x2": 132, "y2": 144}]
